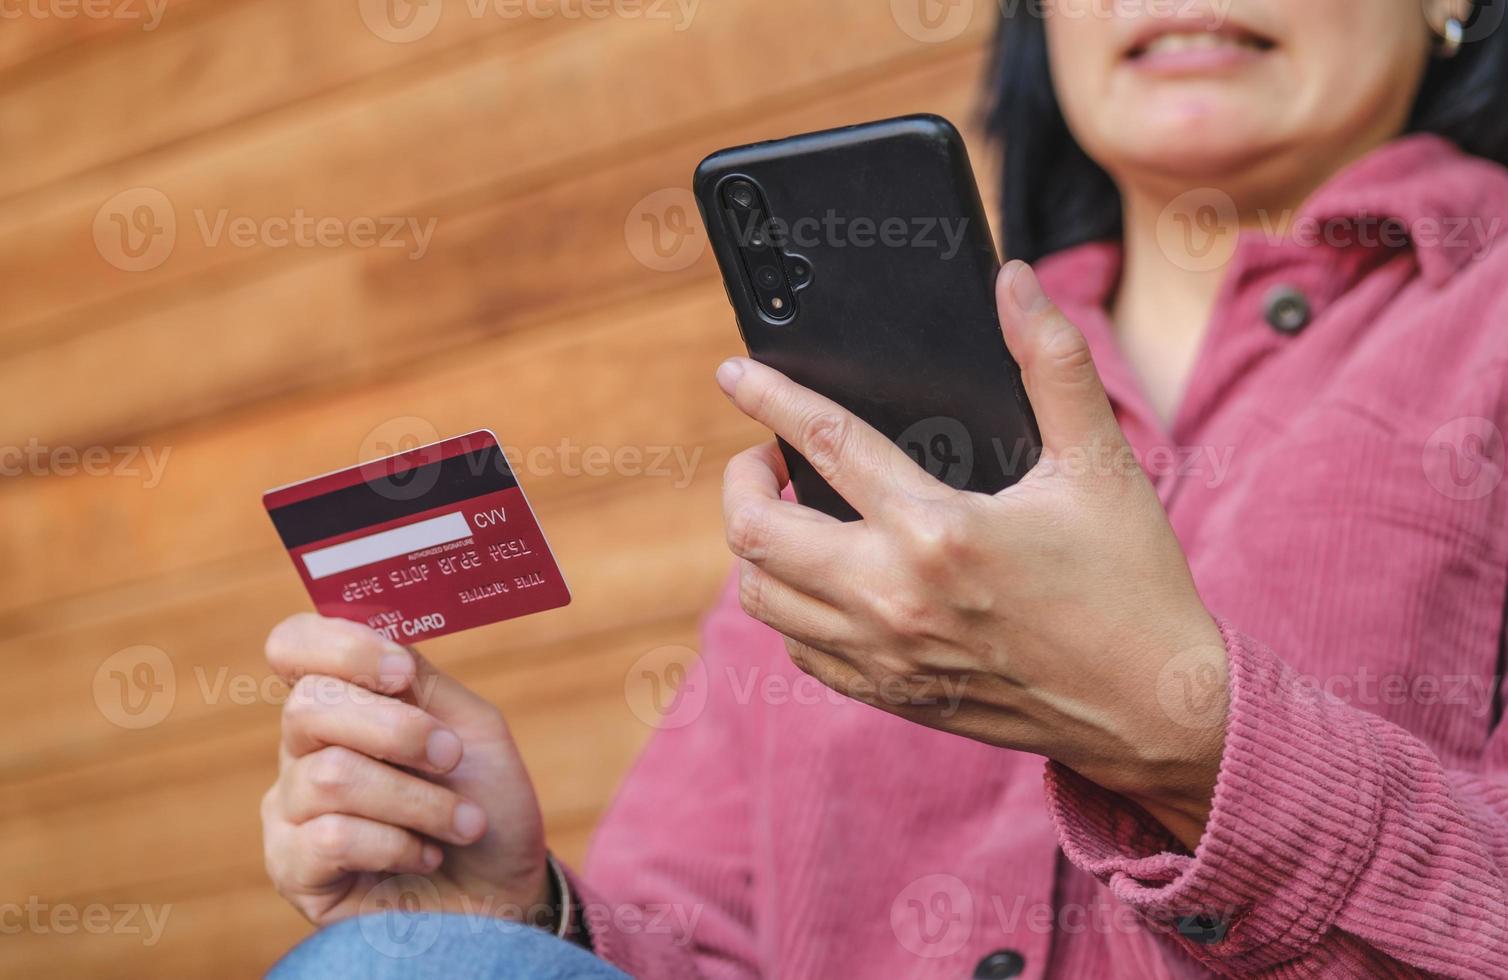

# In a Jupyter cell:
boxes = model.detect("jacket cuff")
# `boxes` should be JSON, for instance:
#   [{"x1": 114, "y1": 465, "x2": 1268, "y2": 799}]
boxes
[{"x1": 1045, "y1": 622, "x2": 1386, "y2": 973}]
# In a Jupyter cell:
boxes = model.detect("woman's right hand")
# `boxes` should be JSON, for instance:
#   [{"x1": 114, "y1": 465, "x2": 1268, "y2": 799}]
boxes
[{"x1": 260, "y1": 613, "x2": 551, "y2": 927}]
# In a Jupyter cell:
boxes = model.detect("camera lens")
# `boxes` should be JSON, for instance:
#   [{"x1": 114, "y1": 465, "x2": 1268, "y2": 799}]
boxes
[
  {"x1": 728, "y1": 182, "x2": 756, "y2": 209},
  {"x1": 786, "y1": 260, "x2": 810, "y2": 285},
  {"x1": 755, "y1": 266, "x2": 782, "y2": 290}
]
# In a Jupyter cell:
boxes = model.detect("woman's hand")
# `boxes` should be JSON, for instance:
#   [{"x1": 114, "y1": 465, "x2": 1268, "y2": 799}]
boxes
[
  {"x1": 718, "y1": 261, "x2": 1228, "y2": 849},
  {"x1": 260, "y1": 614, "x2": 551, "y2": 926}
]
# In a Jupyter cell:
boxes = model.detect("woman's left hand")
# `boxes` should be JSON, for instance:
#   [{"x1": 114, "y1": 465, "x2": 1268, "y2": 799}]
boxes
[{"x1": 718, "y1": 261, "x2": 1228, "y2": 849}]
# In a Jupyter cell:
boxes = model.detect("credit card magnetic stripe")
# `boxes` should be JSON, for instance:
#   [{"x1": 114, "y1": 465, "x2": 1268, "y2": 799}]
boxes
[{"x1": 265, "y1": 444, "x2": 518, "y2": 550}]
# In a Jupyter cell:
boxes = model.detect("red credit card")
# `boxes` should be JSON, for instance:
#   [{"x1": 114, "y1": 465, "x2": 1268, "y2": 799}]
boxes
[{"x1": 263, "y1": 430, "x2": 570, "y2": 644}]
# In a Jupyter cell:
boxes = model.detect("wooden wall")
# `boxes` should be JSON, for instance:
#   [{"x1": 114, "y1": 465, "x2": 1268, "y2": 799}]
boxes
[{"x1": 0, "y1": 2, "x2": 1001, "y2": 975}]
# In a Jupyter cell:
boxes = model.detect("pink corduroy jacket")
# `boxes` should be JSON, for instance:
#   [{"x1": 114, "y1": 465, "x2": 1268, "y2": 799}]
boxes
[{"x1": 567, "y1": 135, "x2": 1508, "y2": 978}]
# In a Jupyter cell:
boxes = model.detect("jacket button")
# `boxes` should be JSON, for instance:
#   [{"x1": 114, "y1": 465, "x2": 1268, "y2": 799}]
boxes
[
  {"x1": 974, "y1": 949, "x2": 1026, "y2": 978},
  {"x1": 1176, "y1": 914, "x2": 1229, "y2": 944},
  {"x1": 1263, "y1": 285, "x2": 1311, "y2": 334}
]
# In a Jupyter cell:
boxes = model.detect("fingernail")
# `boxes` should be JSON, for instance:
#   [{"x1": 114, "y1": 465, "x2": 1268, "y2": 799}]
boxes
[
  {"x1": 453, "y1": 802, "x2": 486, "y2": 841},
  {"x1": 422, "y1": 843, "x2": 443, "y2": 869},
  {"x1": 426, "y1": 729, "x2": 463, "y2": 770},
  {"x1": 1006, "y1": 261, "x2": 1051, "y2": 315},
  {"x1": 378, "y1": 652, "x2": 414, "y2": 691},
  {"x1": 715, "y1": 358, "x2": 745, "y2": 398}
]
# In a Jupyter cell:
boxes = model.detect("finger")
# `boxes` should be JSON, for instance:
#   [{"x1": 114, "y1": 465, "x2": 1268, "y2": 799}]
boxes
[
  {"x1": 996, "y1": 261, "x2": 1123, "y2": 454},
  {"x1": 723, "y1": 441, "x2": 841, "y2": 527},
  {"x1": 403, "y1": 649, "x2": 512, "y2": 737},
  {"x1": 266, "y1": 613, "x2": 416, "y2": 696},
  {"x1": 782, "y1": 639, "x2": 875, "y2": 705},
  {"x1": 724, "y1": 444, "x2": 850, "y2": 601},
  {"x1": 282, "y1": 746, "x2": 488, "y2": 846},
  {"x1": 282, "y1": 675, "x2": 464, "y2": 775},
  {"x1": 716, "y1": 358, "x2": 938, "y2": 519},
  {"x1": 287, "y1": 813, "x2": 441, "y2": 889},
  {"x1": 736, "y1": 560, "x2": 854, "y2": 650},
  {"x1": 781, "y1": 639, "x2": 946, "y2": 727}
]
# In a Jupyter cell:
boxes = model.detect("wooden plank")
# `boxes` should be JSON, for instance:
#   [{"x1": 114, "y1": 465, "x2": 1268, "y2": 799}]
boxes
[
  {"x1": 0, "y1": 0, "x2": 208, "y2": 79},
  {"x1": 0, "y1": 48, "x2": 990, "y2": 455},
  {"x1": 1, "y1": 877, "x2": 313, "y2": 980},
  {"x1": 0, "y1": 456, "x2": 739, "y2": 775},
  {"x1": 0, "y1": 818, "x2": 604, "y2": 979},
  {"x1": 0, "y1": 284, "x2": 757, "y2": 618},
  {"x1": 0, "y1": 0, "x2": 992, "y2": 343},
  {"x1": 0, "y1": 616, "x2": 699, "y2": 905},
  {"x1": 0, "y1": 0, "x2": 579, "y2": 202}
]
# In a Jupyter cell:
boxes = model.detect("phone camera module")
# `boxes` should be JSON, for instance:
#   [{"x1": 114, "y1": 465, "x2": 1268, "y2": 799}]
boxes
[{"x1": 727, "y1": 181, "x2": 757, "y2": 209}]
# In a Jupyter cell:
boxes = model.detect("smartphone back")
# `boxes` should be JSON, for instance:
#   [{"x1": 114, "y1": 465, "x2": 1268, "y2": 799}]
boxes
[{"x1": 694, "y1": 114, "x2": 1040, "y2": 521}]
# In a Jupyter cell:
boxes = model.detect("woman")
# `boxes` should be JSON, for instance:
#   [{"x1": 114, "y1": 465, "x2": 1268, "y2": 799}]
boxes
[{"x1": 262, "y1": 0, "x2": 1508, "y2": 976}]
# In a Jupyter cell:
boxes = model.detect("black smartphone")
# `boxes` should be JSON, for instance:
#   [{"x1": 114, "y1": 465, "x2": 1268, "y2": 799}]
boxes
[{"x1": 694, "y1": 113, "x2": 1041, "y2": 521}]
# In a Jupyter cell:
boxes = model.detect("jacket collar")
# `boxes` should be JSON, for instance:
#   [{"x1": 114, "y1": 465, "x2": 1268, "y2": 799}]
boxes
[
  {"x1": 1036, "y1": 133, "x2": 1508, "y2": 306},
  {"x1": 1295, "y1": 133, "x2": 1508, "y2": 285}
]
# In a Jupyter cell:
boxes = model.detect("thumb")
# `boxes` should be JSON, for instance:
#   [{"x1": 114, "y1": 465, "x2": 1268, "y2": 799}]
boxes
[
  {"x1": 997, "y1": 260, "x2": 1122, "y2": 453},
  {"x1": 402, "y1": 648, "x2": 549, "y2": 903},
  {"x1": 402, "y1": 649, "x2": 508, "y2": 737}
]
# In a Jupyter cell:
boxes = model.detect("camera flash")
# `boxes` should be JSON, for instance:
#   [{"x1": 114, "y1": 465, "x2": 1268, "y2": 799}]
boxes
[{"x1": 772, "y1": 297, "x2": 786, "y2": 310}]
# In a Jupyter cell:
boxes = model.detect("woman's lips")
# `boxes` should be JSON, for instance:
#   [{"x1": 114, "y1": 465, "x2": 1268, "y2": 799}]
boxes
[{"x1": 1124, "y1": 26, "x2": 1275, "y2": 76}]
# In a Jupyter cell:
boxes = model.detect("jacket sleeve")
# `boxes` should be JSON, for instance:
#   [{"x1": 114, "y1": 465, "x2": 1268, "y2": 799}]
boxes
[
  {"x1": 565, "y1": 574, "x2": 763, "y2": 980},
  {"x1": 1045, "y1": 621, "x2": 1508, "y2": 978}
]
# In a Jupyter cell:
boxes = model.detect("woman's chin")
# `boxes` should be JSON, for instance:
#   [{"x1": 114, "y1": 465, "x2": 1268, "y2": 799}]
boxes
[{"x1": 1107, "y1": 127, "x2": 1285, "y2": 187}]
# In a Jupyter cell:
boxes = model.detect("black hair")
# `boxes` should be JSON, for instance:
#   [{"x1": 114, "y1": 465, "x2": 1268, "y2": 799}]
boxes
[{"x1": 985, "y1": 3, "x2": 1508, "y2": 263}]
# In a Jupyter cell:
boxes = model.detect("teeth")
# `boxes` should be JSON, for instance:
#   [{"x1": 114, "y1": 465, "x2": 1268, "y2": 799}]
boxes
[{"x1": 1141, "y1": 32, "x2": 1261, "y2": 55}]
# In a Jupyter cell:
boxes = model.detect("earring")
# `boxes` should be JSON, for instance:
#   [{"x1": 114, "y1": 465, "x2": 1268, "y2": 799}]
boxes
[{"x1": 1436, "y1": 15, "x2": 1465, "y2": 58}]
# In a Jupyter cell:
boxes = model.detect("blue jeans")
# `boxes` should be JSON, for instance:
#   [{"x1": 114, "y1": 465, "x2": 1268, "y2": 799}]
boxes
[{"x1": 268, "y1": 913, "x2": 631, "y2": 980}]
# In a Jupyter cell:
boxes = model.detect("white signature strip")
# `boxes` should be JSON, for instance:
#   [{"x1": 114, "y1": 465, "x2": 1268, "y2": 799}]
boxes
[{"x1": 302, "y1": 511, "x2": 472, "y2": 580}]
